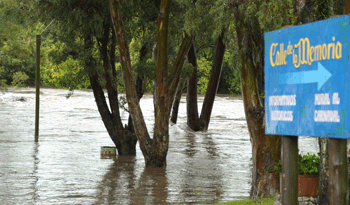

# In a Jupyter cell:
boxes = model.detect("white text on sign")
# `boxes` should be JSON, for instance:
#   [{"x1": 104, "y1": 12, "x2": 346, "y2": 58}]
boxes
[
  {"x1": 269, "y1": 95, "x2": 296, "y2": 121},
  {"x1": 314, "y1": 92, "x2": 340, "y2": 122}
]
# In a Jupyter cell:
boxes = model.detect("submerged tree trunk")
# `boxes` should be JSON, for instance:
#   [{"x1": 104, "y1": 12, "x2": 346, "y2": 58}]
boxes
[
  {"x1": 186, "y1": 42, "x2": 200, "y2": 130},
  {"x1": 170, "y1": 77, "x2": 186, "y2": 124},
  {"x1": 186, "y1": 31, "x2": 226, "y2": 131},
  {"x1": 89, "y1": 71, "x2": 137, "y2": 155},
  {"x1": 109, "y1": 0, "x2": 192, "y2": 167},
  {"x1": 90, "y1": 19, "x2": 138, "y2": 155},
  {"x1": 127, "y1": 44, "x2": 149, "y2": 133},
  {"x1": 235, "y1": 11, "x2": 281, "y2": 198},
  {"x1": 198, "y1": 31, "x2": 225, "y2": 131}
]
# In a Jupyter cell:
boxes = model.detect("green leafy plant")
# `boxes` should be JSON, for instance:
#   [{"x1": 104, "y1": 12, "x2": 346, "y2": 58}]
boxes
[
  {"x1": 12, "y1": 71, "x2": 29, "y2": 87},
  {"x1": 268, "y1": 152, "x2": 320, "y2": 175},
  {"x1": 299, "y1": 152, "x2": 320, "y2": 175}
]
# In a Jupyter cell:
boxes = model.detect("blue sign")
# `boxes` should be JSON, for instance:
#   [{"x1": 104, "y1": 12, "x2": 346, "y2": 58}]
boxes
[{"x1": 265, "y1": 15, "x2": 350, "y2": 139}]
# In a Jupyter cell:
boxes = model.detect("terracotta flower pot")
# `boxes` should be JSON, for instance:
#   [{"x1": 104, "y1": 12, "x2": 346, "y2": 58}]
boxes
[{"x1": 298, "y1": 174, "x2": 319, "y2": 197}]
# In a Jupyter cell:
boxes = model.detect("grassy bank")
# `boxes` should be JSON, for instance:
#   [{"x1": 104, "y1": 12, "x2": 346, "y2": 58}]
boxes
[{"x1": 216, "y1": 195, "x2": 275, "y2": 205}]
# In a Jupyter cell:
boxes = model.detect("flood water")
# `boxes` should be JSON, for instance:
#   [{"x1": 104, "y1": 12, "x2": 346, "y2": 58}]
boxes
[{"x1": 0, "y1": 88, "x2": 319, "y2": 204}]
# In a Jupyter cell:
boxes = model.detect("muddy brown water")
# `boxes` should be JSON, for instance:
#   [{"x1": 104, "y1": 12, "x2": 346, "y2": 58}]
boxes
[{"x1": 0, "y1": 88, "x2": 318, "y2": 204}]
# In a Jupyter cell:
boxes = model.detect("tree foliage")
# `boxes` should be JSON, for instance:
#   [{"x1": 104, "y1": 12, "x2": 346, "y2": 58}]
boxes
[
  {"x1": 0, "y1": 0, "x2": 240, "y2": 94},
  {"x1": 0, "y1": 0, "x2": 38, "y2": 86}
]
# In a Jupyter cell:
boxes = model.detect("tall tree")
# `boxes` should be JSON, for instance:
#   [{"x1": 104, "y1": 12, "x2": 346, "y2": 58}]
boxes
[
  {"x1": 37, "y1": 0, "x2": 158, "y2": 155},
  {"x1": 109, "y1": 0, "x2": 193, "y2": 167},
  {"x1": 235, "y1": 13, "x2": 281, "y2": 197},
  {"x1": 231, "y1": 0, "x2": 296, "y2": 197}
]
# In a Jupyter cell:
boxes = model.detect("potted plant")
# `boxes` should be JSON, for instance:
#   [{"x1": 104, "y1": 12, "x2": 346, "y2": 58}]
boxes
[
  {"x1": 298, "y1": 152, "x2": 320, "y2": 197},
  {"x1": 269, "y1": 152, "x2": 320, "y2": 197}
]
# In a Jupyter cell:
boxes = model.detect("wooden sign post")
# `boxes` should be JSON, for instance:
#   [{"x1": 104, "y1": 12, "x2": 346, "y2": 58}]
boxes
[
  {"x1": 328, "y1": 138, "x2": 348, "y2": 204},
  {"x1": 35, "y1": 34, "x2": 40, "y2": 142},
  {"x1": 281, "y1": 136, "x2": 298, "y2": 204},
  {"x1": 327, "y1": 2, "x2": 350, "y2": 204},
  {"x1": 34, "y1": 19, "x2": 55, "y2": 142}
]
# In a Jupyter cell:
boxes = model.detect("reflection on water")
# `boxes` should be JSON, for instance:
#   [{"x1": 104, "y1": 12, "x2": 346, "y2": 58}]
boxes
[
  {"x1": 32, "y1": 142, "x2": 40, "y2": 203},
  {"x1": 128, "y1": 167, "x2": 168, "y2": 205},
  {"x1": 94, "y1": 156, "x2": 138, "y2": 204},
  {"x1": 0, "y1": 88, "x2": 319, "y2": 204}
]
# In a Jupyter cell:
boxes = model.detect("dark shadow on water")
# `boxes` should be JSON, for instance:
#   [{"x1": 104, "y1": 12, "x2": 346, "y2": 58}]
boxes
[
  {"x1": 94, "y1": 156, "x2": 168, "y2": 205},
  {"x1": 180, "y1": 133, "x2": 223, "y2": 204},
  {"x1": 202, "y1": 134, "x2": 219, "y2": 158},
  {"x1": 184, "y1": 133, "x2": 198, "y2": 158},
  {"x1": 94, "y1": 156, "x2": 136, "y2": 204},
  {"x1": 129, "y1": 167, "x2": 168, "y2": 204}
]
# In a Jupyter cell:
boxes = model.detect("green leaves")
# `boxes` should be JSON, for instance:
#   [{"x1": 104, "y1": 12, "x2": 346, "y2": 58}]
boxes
[
  {"x1": 41, "y1": 55, "x2": 90, "y2": 89},
  {"x1": 268, "y1": 152, "x2": 320, "y2": 175},
  {"x1": 0, "y1": 0, "x2": 42, "y2": 86},
  {"x1": 11, "y1": 71, "x2": 29, "y2": 87},
  {"x1": 298, "y1": 152, "x2": 320, "y2": 175},
  {"x1": 197, "y1": 57, "x2": 212, "y2": 95},
  {"x1": 175, "y1": 0, "x2": 230, "y2": 42}
]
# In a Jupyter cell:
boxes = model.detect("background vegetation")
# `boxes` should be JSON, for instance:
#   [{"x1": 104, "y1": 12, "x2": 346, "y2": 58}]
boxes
[{"x1": 0, "y1": 0, "x2": 241, "y2": 94}]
